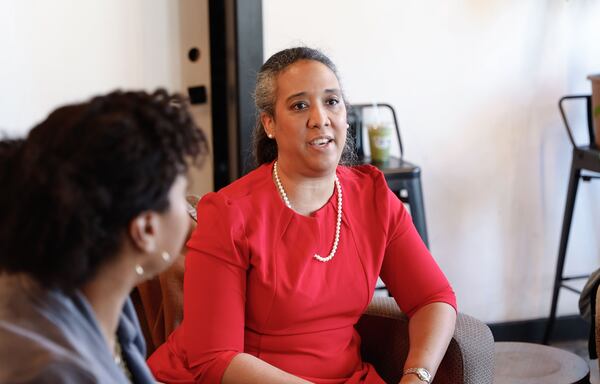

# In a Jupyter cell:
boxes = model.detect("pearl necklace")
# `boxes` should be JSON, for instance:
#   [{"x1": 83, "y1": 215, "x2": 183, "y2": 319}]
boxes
[
  {"x1": 273, "y1": 161, "x2": 342, "y2": 262},
  {"x1": 114, "y1": 339, "x2": 132, "y2": 381}
]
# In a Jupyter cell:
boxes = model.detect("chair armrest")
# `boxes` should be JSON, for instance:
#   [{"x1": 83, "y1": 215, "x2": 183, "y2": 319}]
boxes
[
  {"x1": 355, "y1": 296, "x2": 495, "y2": 384},
  {"x1": 595, "y1": 284, "x2": 600, "y2": 373}
]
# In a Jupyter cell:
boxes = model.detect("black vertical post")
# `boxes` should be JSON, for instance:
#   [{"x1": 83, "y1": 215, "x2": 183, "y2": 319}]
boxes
[
  {"x1": 235, "y1": 1, "x2": 263, "y2": 174},
  {"x1": 209, "y1": 0, "x2": 263, "y2": 190},
  {"x1": 543, "y1": 158, "x2": 581, "y2": 344},
  {"x1": 208, "y1": 0, "x2": 230, "y2": 190}
]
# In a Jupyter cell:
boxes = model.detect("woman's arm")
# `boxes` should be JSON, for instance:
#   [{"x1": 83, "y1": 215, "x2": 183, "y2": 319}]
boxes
[
  {"x1": 399, "y1": 302, "x2": 456, "y2": 384},
  {"x1": 222, "y1": 353, "x2": 312, "y2": 384},
  {"x1": 376, "y1": 179, "x2": 457, "y2": 383}
]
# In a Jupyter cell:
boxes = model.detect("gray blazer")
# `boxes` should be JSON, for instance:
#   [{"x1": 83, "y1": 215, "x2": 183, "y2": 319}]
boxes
[{"x1": 0, "y1": 274, "x2": 155, "y2": 383}]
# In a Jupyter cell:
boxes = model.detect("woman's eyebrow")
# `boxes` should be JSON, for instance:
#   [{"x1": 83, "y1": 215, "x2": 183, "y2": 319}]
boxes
[
  {"x1": 285, "y1": 92, "x2": 307, "y2": 102},
  {"x1": 285, "y1": 89, "x2": 341, "y2": 102}
]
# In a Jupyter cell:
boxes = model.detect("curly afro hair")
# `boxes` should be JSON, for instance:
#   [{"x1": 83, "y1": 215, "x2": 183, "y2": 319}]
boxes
[{"x1": 0, "y1": 90, "x2": 208, "y2": 291}]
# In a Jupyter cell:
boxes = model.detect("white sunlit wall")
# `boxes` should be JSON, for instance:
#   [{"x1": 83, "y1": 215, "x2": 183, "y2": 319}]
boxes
[
  {"x1": 263, "y1": 0, "x2": 600, "y2": 323},
  {"x1": 0, "y1": 0, "x2": 214, "y2": 196}
]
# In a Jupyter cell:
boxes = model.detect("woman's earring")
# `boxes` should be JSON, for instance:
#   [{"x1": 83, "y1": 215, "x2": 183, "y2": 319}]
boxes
[
  {"x1": 135, "y1": 265, "x2": 144, "y2": 276},
  {"x1": 161, "y1": 251, "x2": 171, "y2": 262},
  {"x1": 346, "y1": 123, "x2": 350, "y2": 128},
  {"x1": 267, "y1": 133, "x2": 274, "y2": 139}
]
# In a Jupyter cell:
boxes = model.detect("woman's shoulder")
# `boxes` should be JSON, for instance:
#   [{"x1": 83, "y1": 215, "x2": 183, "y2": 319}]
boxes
[
  {"x1": 0, "y1": 359, "x2": 97, "y2": 384},
  {"x1": 0, "y1": 330, "x2": 98, "y2": 383},
  {"x1": 210, "y1": 163, "x2": 272, "y2": 203},
  {"x1": 0, "y1": 276, "x2": 137, "y2": 383},
  {"x1": 338, "y1": 163, "x2": 384, "y2": 178},
  {"x1": 0, "y1": 280, "x2": 98, "y2": 382},
  {"x1": 194, "y1": 163, "x2": 275, "y2": 223},
  {"x1": 337, "y1": 164, "x2": 387, "y2": 193}
]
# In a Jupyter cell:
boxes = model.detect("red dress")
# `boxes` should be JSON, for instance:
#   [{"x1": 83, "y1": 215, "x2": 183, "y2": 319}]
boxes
[{"x1": 148, "y1": 163, "x2": 456, "y2": 383}]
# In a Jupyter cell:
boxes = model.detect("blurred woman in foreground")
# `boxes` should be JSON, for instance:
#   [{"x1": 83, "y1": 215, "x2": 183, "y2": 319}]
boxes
[{"x1": 0, "y1": 90, "x2": 207, "y2": 383}]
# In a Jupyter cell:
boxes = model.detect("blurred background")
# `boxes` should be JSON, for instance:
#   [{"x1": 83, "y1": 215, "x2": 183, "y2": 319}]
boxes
[{"x1": 1, "y1": 0, "x2": 600, "y2": 330}]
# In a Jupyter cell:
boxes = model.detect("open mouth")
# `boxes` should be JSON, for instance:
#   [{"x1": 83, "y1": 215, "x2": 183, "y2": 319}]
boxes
[{"x1": 309, "y1": 136, "x2": 334, "y2": 147}]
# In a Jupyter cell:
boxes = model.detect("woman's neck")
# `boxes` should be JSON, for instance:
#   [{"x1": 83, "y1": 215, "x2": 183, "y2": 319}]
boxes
[
  {"x1": 274, "y1": 161, "x2": 336, "y2": 216},
  {"x1": 80, "y1": 256, "x2": 136, "y2": 352}
]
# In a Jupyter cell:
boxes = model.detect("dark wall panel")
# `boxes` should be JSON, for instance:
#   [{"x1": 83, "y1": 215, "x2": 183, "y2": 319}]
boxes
[{"x1": 209, "y1": 0, "x2": 263, "y2": 190}]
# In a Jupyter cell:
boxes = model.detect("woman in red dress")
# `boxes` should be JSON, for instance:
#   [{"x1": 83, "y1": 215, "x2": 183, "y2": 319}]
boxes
[{"x1": 148, "y1": 47, "x2": 457, "y2": 384}]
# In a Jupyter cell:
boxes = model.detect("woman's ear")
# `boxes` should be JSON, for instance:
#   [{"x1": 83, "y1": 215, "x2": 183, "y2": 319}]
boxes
[
  {"x1": 261, "y1": 112, "x2": 275, "y2": 138},
  {"x1": 129, "y1": 212, "x2": 158, "y2": 254}
]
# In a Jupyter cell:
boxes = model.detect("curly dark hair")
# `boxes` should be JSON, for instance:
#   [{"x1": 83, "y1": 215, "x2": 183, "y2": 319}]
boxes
[
  {"x1": 0, "y1": 90, "x2": 208, "y2": 291},
  {"x1": 0, "y1": 137, "x2": 25, "y2": 273},
  {"x1": 252, "y1": 47, "x2": 357, "y2": 166},
  {"x1": 0, "y1": 137, "x2": 24, "y2": 182}
]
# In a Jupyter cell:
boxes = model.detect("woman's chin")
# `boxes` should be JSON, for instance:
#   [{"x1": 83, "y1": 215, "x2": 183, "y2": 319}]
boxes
[
  {"x1": 279, "y1": 150, "x2": 342, "y2": 176},
  {"x1": 305, "y1": 156, "x2": 341, "y2": 175}
]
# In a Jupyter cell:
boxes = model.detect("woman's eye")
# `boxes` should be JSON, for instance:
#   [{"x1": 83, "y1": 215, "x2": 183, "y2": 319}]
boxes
[
  {"x1": 292, "y1": 102, "x2": 308, "y2": 110},
  {"x1": 327, "y1": 98, "x2": 340, "y2": 106}
]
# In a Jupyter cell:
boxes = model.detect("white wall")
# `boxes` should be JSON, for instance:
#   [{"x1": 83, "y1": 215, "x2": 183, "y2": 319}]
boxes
[
  {"x1": 264, "y1": 0, "x2": 600, "y2": 323},
  {"x1": 2, "y1": 0, "x2": 599, "y2": 324},
  {"x1": 0, "y1": 0, "x2": 213, "y2": 195}
]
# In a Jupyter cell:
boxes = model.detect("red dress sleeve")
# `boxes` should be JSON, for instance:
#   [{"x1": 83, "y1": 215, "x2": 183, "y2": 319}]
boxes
[
  {"x1": 378, "y1": 181, "x2": 457, "y2": 317},
  {"x1": 152, "y1": 192, "x2": 249, "y2": 383}
]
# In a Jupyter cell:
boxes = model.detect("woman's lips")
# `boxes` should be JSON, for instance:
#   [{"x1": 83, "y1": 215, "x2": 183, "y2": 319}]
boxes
[{"x1": 308, "y1": 136, "x2": 334, "y2": 147}]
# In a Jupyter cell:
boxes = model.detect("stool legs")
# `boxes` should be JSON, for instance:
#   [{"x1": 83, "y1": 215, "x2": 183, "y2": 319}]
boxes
[
  {"x1": 402, "y1": 177, "x2": 429, "y2": 248},
  {"x1": 543, "y1": 162, "x2": 581, "y2": 344}
]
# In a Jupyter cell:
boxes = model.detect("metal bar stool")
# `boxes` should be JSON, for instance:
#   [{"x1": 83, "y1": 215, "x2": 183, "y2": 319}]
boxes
[
  {"x1": 543, "y1": 95, "x2": 600, "y2": 344},
  {"x1": 348, "y1": 103, "x2": 429, "y2": 247}
]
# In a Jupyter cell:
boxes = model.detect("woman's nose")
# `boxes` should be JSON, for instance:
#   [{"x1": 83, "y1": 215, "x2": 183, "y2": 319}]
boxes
[{"x1": 307, "y1": 103, "x2": 330, "y2": 128}]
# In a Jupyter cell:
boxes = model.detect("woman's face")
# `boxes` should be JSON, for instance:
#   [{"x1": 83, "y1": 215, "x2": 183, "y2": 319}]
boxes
[
  {"x1": 262, "y1": 59, "x2": 348, "y2": 177},
  {"x1": 144, "y1": 174, "x2": 191, "y2": 277}
]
